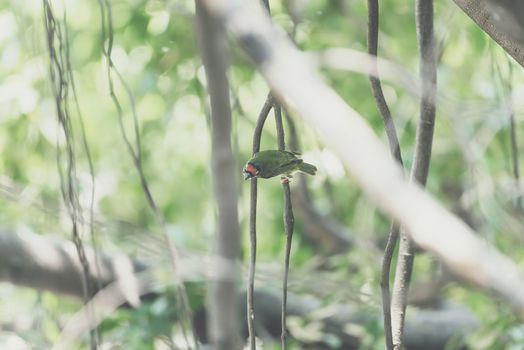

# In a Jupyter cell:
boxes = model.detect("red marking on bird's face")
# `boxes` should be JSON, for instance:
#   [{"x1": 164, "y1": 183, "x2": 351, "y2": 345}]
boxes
[{"x1": 243, "y1": 163, "x2": 258, "y2": 179}]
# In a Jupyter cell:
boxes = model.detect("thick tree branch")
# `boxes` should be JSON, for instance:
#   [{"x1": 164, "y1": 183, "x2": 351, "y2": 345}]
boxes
[
  {"x1": 453, "y1": 0, "x2": 524, "y2": 68},
  {"x1": 200, "y1": 0, "x2": 524, "y2": 318},
  {"x1": 0, "y1": 230, "x2": 146, "y2": 303},
  {"x1": 247, "y1": 93, "x2": 273, "y2": 349},
  {"x1": 0, "y1": 229, "x2": 477, "y2": 350},
  {"x1": 196, "y1": 3, "x2": 241, "y2": 349}
]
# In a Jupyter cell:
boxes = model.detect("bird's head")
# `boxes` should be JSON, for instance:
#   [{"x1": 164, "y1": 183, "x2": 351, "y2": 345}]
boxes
[{"x1": 243, "y1": 163, "x2": 259, "y2": 180}]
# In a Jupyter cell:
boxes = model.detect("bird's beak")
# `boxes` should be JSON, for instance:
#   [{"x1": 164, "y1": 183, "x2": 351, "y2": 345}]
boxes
[{"x1": 243, "y1": 171, "x2": 252, "y2": 180}]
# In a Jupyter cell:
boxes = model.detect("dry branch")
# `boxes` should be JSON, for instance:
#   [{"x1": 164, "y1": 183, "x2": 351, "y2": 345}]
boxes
[
  {"x1": 200, "y1": 0, "x2": 524, "y2": 318},
  {"x1": 391, "y1": 1, "x2": 438, "y2": 348},
  {"x1": 366, "y1": 0, "x2": 403, "y2": 347},
  {"x1": 247, "y1": 93, "x2": 273, "y2": 349},
  {"x1": 273, "y1": 104, "x2": 295, "y2": 349}
]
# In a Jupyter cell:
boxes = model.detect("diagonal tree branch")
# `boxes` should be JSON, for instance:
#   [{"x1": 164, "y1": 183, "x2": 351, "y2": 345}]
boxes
[
  {"x1": 200, "y1": 0, "x2": 524, "y2": 319},
  {"x1": 452, "y1": 0, "x2": 524, "y2": 68}
]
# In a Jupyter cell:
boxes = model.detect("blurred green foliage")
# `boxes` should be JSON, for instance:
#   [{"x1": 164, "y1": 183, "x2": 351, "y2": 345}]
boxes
[{"x1": 1, "y1": 0, "x2": 524, "y2": 349}]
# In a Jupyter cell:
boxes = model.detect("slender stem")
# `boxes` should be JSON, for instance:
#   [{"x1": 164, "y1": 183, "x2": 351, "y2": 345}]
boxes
[
  {"x1": 247, "y1": 95, "x2": 273, "y2": 349},
  {"x1": 97, "y1": 0, "x2": 197, "y2": 346},
  {"x1": 43, "y1": 3, "x2": 98, "y2": 348},
  {"x1": 391, "y1": 0, "x2": 437, "y2": 348},
  {"x1": 366, "y1": 1, "x2": 404, "y2": 348},
  {"x1": 367, "y1": 0, "x2": 403, "y2": 164},
  {"x1": 274, "y1": 104, "x2": 294, "y2": 349}
]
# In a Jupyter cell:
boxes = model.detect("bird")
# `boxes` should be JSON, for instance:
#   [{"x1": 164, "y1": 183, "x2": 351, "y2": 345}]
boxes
[{"x1": 242, "y1": 150, "x2": 317, "y2": 182}]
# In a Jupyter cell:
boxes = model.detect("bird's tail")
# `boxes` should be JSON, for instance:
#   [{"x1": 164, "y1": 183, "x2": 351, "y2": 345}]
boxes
[{"x1": 299, "y1": 162, "x2": 317, "y2": 176}]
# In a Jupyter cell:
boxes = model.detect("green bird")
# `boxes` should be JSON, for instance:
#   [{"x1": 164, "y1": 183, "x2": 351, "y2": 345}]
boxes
[{"x1": 242, "y1": 150, "x2": 317, "y2": 181}]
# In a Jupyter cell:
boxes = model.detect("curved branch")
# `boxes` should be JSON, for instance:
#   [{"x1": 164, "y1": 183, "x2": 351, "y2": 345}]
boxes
[
  {"x1": 391, "y1": 1, "x2": 438, "y2": 348},
  {"x1": 273, "y1": 104, "x2": 295, "y2": 349},
  {"x1": 366, "y1": 1, "x2": 404, "y2": 348}
]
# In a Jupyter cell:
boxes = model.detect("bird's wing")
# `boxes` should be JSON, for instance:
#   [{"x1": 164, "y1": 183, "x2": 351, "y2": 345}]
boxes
[
  {"x1": 267, "y1": 158, "x2": 302, "y2": 177},
  {"x1": 283, "y1": 150, "x2": 301, "y2": 156}
]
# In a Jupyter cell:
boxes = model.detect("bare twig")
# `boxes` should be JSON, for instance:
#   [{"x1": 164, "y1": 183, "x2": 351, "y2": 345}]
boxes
[
  {"x1": 196, "y1": 3, "x2": 241, "y2": 349},
  {"x1": 64, "y1": 12, "x2": 103, "y2": 346},
  {"x1": 380, "y1": 227, "x2": 400, "y2": 348},
  {"x1": 96, "y1": 0, "x2": 196, "y2": 347},
  {"x1": 257, "y1": 4, "x2": 296, "y2": 347},
  {"x1": 64, "y1": 8, "x2": 103, "y2": 311},
  {"x1": 273, "y1": 104, "x2": 295, "y2": 349},
  {"x1": 367, "y1": 1, "x2": 403, "y2": 164},
  {"x1": 366, "y1": 1, "x2": 404, "y2": 348},
  {"x1": 42, "y1": 3, "x2": 98, "y2": 348},
  {"x1": 248, "y1": 94, "x2": 273, "y2": 349},
  {"x1": 391, "y1": 1, "x2": 437, "y2": 348}
]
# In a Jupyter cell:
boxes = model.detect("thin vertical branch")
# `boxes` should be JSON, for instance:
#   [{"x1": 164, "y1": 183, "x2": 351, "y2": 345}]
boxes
[
  {"x1": 247, "y1": 4, "x2": 281, "y2": 349},
  {"x1": 64, "y1": 12, "x2": 102, "y2": 346},
  {"x1": 96, "y1": 0, "x2": 196, "y2": 347},
  {"x1": 42, "y1": 3, "x2": 98, "y2": 349},
  {"x1": 391, "y1": 0, "x2": 437, "y2": 348},
  {"x1": 366, "y1": 1, "x2": 404, "y2": 349},
  {"x1": 367, "y1": 0, "x2": 403, "y2": 164},
  {"x1": 259, "y1": 2, "x2": 295, "y2": 346},
  {"x1": 380, "y1": 227, "x2": 399, "y2": 349},
  {"x1": 274, "y1": 104, "x2": 294, "y2": 349},
  {"x1": 248, "y1": 95, "x2": 273, "y2": 349},
  {"x1": 411, "y1": 0, "x2": 437, "y2": 186},
  {"x1": 196, "y1": 3, "x2": 241, "y2": 349}
]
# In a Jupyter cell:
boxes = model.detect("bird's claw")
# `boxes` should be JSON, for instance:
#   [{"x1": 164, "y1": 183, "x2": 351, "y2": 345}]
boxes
[{"x1": 280, "y1": 176, "x2": 291, "y2": 184}]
